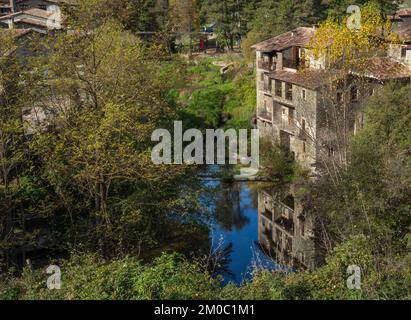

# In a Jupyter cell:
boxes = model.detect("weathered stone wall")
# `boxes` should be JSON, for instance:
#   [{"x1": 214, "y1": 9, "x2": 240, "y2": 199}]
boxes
[{"x1": 388, "y1": 44, "x2": 411, "y2": 67}]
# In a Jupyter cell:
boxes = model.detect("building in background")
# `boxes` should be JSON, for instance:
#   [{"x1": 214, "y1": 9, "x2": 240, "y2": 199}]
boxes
[
  {"x1": 0, "y1": 0, "x2": 13, "y2": 17},
  {"x1": 253, "y1": 9, "x2": 411, "y2": 175}
]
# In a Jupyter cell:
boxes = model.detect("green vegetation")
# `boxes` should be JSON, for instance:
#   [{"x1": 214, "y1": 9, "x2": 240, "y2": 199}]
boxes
[
  {"x1": 2, "y1": 236, "x2": 410, "y2": 300},
  {"x1": 180, "y1": 56, "x2": 256, "y2": 129},
  {"x1": 305, "y1": 82, "x2": 411, "y2": 251},
  {"x1": 1, "y1": 0, "x2": 409, "y2": 301}
]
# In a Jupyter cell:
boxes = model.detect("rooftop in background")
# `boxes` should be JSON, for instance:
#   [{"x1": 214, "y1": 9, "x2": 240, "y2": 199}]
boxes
[
  {"x1": 0, "y1": 7, "x2": 60, "y2": 32},
  {"x1": 391, "y1": 7, "x2": 411, "y2": 43},
  {"x1": 389, "y1": 8, "x2": 411, "y2": 21},
  {"x1": 0, "y1": 8, "x2": 53, "y2": 20},
  {"x1": 390, "y1": 8, "x2": 411, "y2": 20},
  {"x1": 362, "y1": 56, "x2": 411, "y2": 80},
  {"x1": 252, "y1": 27, "x2": 315, "y2": 53}
]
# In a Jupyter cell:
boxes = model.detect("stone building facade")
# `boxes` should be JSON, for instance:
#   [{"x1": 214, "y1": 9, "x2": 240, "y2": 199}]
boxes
[
  {"x1": 254, "y1": 9, "x2": 411, "y2": 269},
  {"x1": 253, "y1": 14, "x2": 411, "y2": 174}
]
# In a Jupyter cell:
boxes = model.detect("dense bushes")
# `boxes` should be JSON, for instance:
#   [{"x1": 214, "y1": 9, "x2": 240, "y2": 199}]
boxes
[
  {"x1": 2, "y1": 236, "x2": 409, "y2": 300},
  {"x1": 180, "y1": 57, "x2": 256, "y2": 130}
]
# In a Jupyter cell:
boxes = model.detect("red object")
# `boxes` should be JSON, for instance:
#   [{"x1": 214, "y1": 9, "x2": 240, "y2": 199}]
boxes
[{"x1": 200, "y1": 38, "x2": 205, "y2": 50}]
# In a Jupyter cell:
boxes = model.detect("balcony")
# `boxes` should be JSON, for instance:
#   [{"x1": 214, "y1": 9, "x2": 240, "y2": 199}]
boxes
[
  {"x1": 275, "y1": 216, "x2": 294, "y2": 236},
  {"x1": 263, "y1": 80, "x2": 272, "y2": 94},
  {"x1": 261, "y1": 209, "x2": 273, "y2": 221},
  {"x1": 258, "y1": 61, "x2": 276, "y2": 71},
  {"x1": 274, "y1": 118, "x2": 296, "y2": 134},
  {"x1": 258, "y1": 110, "x2": 273, "y2": 122}
]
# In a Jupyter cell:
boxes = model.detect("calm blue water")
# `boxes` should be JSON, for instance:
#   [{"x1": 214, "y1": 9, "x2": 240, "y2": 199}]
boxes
[{"x1": 209, "y1": 181, "x2": 278, "y2": 286}]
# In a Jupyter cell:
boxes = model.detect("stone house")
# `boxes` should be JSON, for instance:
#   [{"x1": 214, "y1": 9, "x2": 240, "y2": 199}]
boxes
[
  {"x1": 254, "y1": 9, "x2": 411, "y2": 269},
  {"x1": 0, "y1": 7, "x2": 60, "y2": 32},
  {"x1": 389, "y1": 8, "x2": 411, "y2": 67},
  {"x1": 253, "y1": 13, "x2": 411, "y2": 174}
]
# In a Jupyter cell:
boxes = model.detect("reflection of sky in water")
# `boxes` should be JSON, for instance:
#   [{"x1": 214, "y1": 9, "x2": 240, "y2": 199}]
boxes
[{"x1": 209, "y1": 181, "x2": 280, "y2": 286}]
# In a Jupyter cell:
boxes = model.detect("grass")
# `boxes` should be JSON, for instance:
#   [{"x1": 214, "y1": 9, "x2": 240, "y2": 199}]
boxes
[{"x1": 179, "y1": 55, "x2": 256, "y2": 131}]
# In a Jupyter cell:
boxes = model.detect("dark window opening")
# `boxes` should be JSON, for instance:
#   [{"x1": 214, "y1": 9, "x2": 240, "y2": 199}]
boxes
[
  {"x1": 401, "y1": 47, "x2": 407, "y2": 58},
  {"x1": 285, "y1": 83, "x2": 293, "y2": 101},
  {"x1": 275, "y1": 80, "x2": 282, "y2": 97},
  {"x1": 350, "y1": 86, "x2": 359, "y2": 102},
  {"x1": 283, "y1": 46, "x2": 300, "y2": 69}
]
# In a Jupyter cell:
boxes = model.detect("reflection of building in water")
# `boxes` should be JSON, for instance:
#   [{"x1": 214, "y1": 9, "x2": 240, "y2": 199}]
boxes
[{"x1": 258, "y1": 186, "x2": 324, "y2": 270}]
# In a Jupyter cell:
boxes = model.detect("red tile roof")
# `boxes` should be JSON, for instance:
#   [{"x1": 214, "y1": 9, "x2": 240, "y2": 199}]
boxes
[
  {"x1": 268, "y1": 69, "x2": 332, "y2": 90},
  {"x1": 390, "y1": 8, "x2": 411, "y2": 22},
  {"x1": 0, "y1": 8, "x2": 53, "y2": 21},
  {"x1": 394, "y1": 24, "x2": 411, "y2": 43},
  {"x1": 17, "y1": 18, "x2": 48, "y2": 27},
  {"x1": 363, "y1": 56, "x2": 410, "y2": 80},
  {"x1": 252, "y1": 27, "x2": 315, "y2": 52},
  {"x1": 396, "y1": 8, "x2": 411, "y2": 17}
]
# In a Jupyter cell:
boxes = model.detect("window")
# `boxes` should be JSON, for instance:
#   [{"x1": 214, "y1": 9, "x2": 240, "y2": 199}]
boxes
[
  {"x1": 263, "y1": 75, "x2": 271, "y2": 92},
  {"x1": 350, "y1": 86, "x2": 359, "y2": 102},
  {"x1": 39, "y1": 4, "x2": 47, "y2": 10},
  {"x1": 283, "y1": 46, "x2": 300, "y2": 69},
  {"x1": 303, "y1": 141, "x2": 306, "y2": 153},
  {"x1": 301, "y1": 118, "x2": 306, "y2": 131},
  {"x1": 301, "y1": 89, "x2": 306, "y2": 100},
  {"x1": 401, "y1": 47, "x2": 407, "y2": 59},
  {"x1": 288, "y1": 109, "x2": 294, "y2": 125},
  {"x1": 285, "y1": 83, "x2": 293, "y2": 101},
  {"x1": 275, "y1": 80, "x2": 282, "y2": 97},
  {"x1": 260, "y1": 72, "x2": 264, "y2": 82}
]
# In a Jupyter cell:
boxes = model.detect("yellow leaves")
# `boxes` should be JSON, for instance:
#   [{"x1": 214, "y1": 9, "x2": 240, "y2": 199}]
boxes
[{"x1": 310, "y1": 1, "x2": 395, "y2": 73}]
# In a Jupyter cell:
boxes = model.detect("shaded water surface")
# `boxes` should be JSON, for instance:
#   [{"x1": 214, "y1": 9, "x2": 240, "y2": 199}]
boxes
[{"x1": 205, "y1": 168, "x2": 323, "y2": 286}]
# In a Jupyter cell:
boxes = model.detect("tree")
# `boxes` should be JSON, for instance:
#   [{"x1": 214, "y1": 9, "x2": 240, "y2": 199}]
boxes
[
  {"x1": 243, "y1": 0, "x2": 323, "y2": 61},
  {"x1": 23, "y1": 5, "x2": 199, "y2": 253},
  {"x1": 301, "y1": 1, "x2": 398, "y2": 181},
  {"x1": 201, "y1": 0, "x2": 255, "y2": 50},
  {"x1": 305, "y1": 82, "x2": 411, "y2": 257},
  {"x1": 65, "y1": 0, "x2": 162, "y2": 32},
  {"x1": 169, "y1": 0, "x2": 200, "y2": 55},
  {"x1": 325, "y1": 0, "x2": 399, "y2": 19}
]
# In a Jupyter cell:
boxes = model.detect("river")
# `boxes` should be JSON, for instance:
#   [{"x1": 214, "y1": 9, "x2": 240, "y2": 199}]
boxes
[{"x1": 204, "y1": 167, "x2": 324, "y2": 286}]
